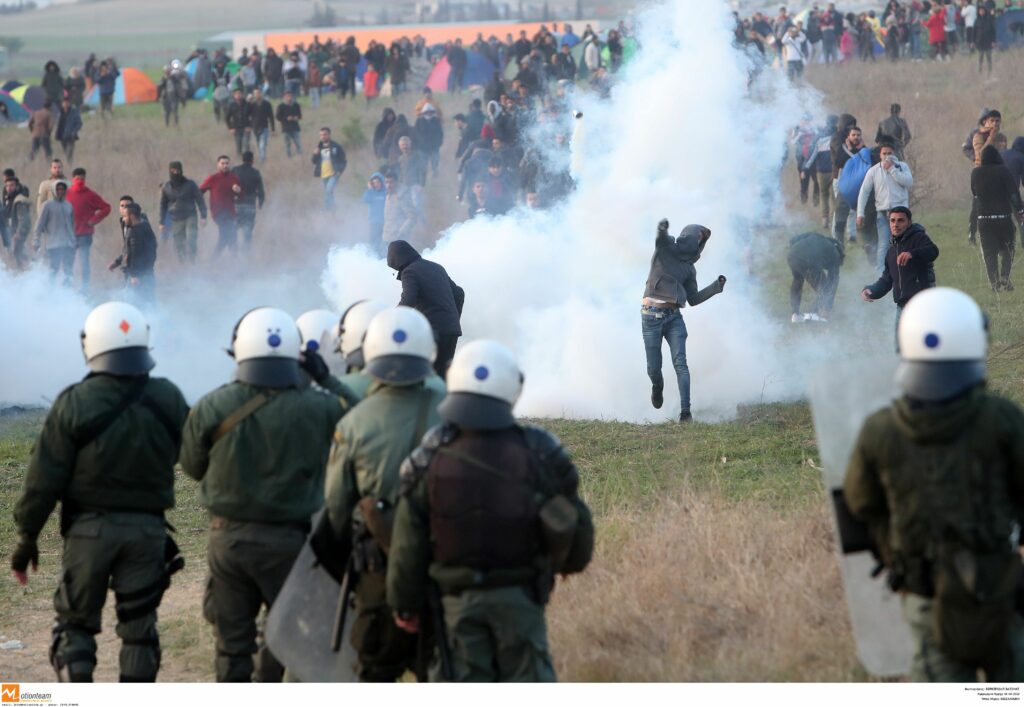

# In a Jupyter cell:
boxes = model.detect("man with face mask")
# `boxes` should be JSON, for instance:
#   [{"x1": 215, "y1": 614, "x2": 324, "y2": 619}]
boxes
[
  {"x1": 159, "y1": 161, "x2": 207, "y2": 264},
  {"x1": 642, "y1": 219, "x2": 727, "y2": 423}
]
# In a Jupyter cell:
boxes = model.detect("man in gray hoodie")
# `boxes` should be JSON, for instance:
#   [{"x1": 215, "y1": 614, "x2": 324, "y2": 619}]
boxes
[
  {"x1": 33, "y1": 179, "x2": 76, "y2": 285},
  {"x1": 642, "y1": 219, "x2": 726, "y2": 423}
]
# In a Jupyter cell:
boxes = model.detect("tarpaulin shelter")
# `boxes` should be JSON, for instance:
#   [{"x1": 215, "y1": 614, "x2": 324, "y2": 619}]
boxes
[
  {"x1": 185, "y1": 57, "x2": 207, "y2": 98},
  {"x1": 10, "y1": 84, "x2": 45, "y2": 111},
  {"x1": 85, "y1": 67, "x2": 157, "y2": 106},
  {"x1": 996, "y1": 9, "x2": 1024, "y2": 47},
  {"x1": 425, "y1": 50, "x2": 497, "y2": 92},
  {"x1": 0, "y1": 91, "x2": 30, "y2": 122}
]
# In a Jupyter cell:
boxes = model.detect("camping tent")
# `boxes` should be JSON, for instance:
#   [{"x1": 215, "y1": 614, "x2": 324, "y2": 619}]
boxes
[
  {"x1": 9, "y1": 84, "x2": 45, "y2": 111},
  {"x1": 1, "y1": 80, "x2": 22, "y2": 93},
  {"x1": 84, "y1": 67, "x2": 157, "y2": 106},
  {"x1": 425, "y1": 50, "x2": 497, "y2": 92},
  {"x1": 0, "y1": 91, "x2": 31, "y2": 122},
  {"x1": 996, "y1": 9, "x2": 1024, "y2": 47}
]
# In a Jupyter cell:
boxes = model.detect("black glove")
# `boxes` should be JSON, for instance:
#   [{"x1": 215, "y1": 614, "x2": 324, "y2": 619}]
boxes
[
  {"x1": 968, "y1": 231, "x2": 977, "y2": 246},
  {"x1": 300, "y1": 349, "x2": 330, "y2": 384},
  {"x1": 658, "y1": 218, "x2": 669, "y2": 234},
  {"x1": 11, "y1": 536, "x2": 38, "y2": 574},
  {"x1": 718, "y1": 275, "x2": 727, "y2": 291}
]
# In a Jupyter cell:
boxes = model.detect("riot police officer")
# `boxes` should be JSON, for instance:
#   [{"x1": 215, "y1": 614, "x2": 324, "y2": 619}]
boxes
[
  {"x1": 335, "y1": 299, "x2": 390, "y2": 400},
  {"x1": 386, "y1": 340, "x2": 594, "y2": 681},
  {"x1": 11, "y1": 301, "x2": 189, "y2": 682}
]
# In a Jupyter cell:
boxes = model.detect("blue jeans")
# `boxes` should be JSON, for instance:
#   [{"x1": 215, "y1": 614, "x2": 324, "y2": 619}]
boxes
[
  {"x1": 322, "y1": 174, "x2": 339, "y2": 210},
  {"x1": 641, "y1": 307, "x2": 690, "y2": 414},
  {"x1": 74, "y1": 234, "x2": 93, "y2": 289},
  {"x1": 875, "y1": 209, "x2": 891, "y2": 273},
  {"x1": 310, "y1": 87, "x2": 320, "y2": 109},
  {"x1": 48, "y1": 246, "x2": 75, "y2": 285},
  {"x1": 255, "y1": 129, "x2": 269, "y2": 163},
  {"x1": 283, "y1": 132, "x2": 301, "y2": 158}
]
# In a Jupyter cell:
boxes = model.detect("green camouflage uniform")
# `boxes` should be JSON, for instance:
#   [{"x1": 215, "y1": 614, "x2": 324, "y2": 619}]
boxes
[
  {"x1": 324, "y1": 379, "x2": 446, "y2": 682},
  {"x1": 180, "y1": 381, "x2": 344, "y2": 682},
  {"x1": 13, "y1": 374, "x2": 189, "y2": 682},
  {"x1": 386, "y1": 424, "x2": 594, "y2": 682},
  {"x1": 844, "y1": 388, "x2": 1024, "y2": 682}
]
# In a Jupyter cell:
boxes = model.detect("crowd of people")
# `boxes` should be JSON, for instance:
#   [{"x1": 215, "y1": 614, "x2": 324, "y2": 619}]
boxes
[{"x1": 736, "y1": 0, "x2": 1020, "y2": 74}]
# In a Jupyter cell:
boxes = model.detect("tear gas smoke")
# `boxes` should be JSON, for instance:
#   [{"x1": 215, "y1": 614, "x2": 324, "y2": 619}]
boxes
[{"x1": 322, "y1": 0, "x2": 887, "y2": 422}]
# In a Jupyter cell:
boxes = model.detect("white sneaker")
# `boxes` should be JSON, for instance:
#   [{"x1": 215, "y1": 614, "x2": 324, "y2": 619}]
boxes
[{"x1": 791, "y1": 313, "x2": 802, "y2": 323}]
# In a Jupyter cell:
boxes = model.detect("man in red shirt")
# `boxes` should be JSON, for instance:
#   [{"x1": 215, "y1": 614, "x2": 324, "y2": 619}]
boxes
[
  {"x1": 200, "y1": 155, "x2": 242, "y2": 256},
  {"x1": 66, "y1": 167, "x2": 111, "y2": 292}
]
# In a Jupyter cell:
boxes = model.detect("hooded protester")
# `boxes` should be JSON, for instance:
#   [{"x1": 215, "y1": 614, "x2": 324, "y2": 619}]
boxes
[
  {"x1": 33, "y1": 179, "x2": 76, "y2": 285},
  {"x1": 970, "y1": 146, "x2": 1024, "y2": 291},
  {"x1": 386, "y1": 240, "x2": 465, "y2": 378},
  {"x1": 641, "y1": 220, "x2": 727, "y2": 423},
  {"x1": 160, "y1": 161, "x2": 207, "y2": 263},
  {"x1": 861, "y1": 205, "x2": 939, "y2": 340},
  {"x1": 64, "y1": 67, "x2": 87, "y2": 108},
  {"x1": 383, "y1": 114, "x2": 414, "y2": 164},
  {"x1": 787, "y1": 232, "x2": 843, "y2": 322},
  {"x1": 362, "y1": 172, "x2": 387, "y2": 248},
  {"x1": 373, "y1": 108, "x2": 397, "y2": 161},
  {"x1": 41, "y1": 60, "x2": 65, "y2": 106},
  {"x1": 414, "y1": 104, "x2": 444, "y2": 177},
  {"x1": 66, "y1": 167, "x2": 111, "y2": 292},
  {"x1": 54, "y1": 96, "x2": 82, "y2": 162},
  {"x1": 3, "y1": 174, "x2": 32, "y2": 269}
]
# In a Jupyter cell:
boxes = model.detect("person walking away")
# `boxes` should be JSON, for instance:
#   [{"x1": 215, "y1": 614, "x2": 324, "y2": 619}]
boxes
[
  {"x1": 276, "y1": 91, "x2": 302, "y2": 158},
  {"x1": 10, "y1": 301, "x2": 189, "y2": 682},
  {"x1": 180, "y1": 307, "x2": 345, "y2": 682},
  {"x1": 876, "y1": 103, "x2": 912, "y2": 157},
  {"x1": 312, "y1": 127, "x2": 347, "y2": 211},
  {"x1": 387, "y1": 340, "x2": 594, "y2": 682},
  {"x1": 792, "y1": 115, "x2": 819, "y2": 206},
  {"x1": 857, "y1": 142, "x2": 913, "y2": 272},
  {"x1": 642, "y1": 220, "x2": 727, "y2": 423},
  {"x1": 199, "y1": 156, "x2": 242, "y2": 256},
  {"x1": 374, "y1": 108, "x2": 397, "y2": 161},
  {"x1": 970, "y1": 145, "x2": 1024, "y2": 291},
  {"x1": 157, "y1": 67, "x2": 182, "y2": 127},
  {"x1": 108, "y1": 202, "x2": 158, "y2": 305},
  {"x1": 54, "y1": 96, "x2": 82, "y2": 162},
  {"x1": 782, "y1": 25, "x2": 808, "y2": 80},
  {"x1": 159, "y1": 161, "x2": 207, "y2": 263},
  {"x1": 805, "y1": 115, "x2": 837, "y2": 231},
  {"x1": 860, "y1": 206, "x2": 939, "y2": 338},
  {"x1": 66, "y1": 167, "x2": 111, "y2": 293},
  {"x1": 322, "y1": 306, "x2": 446, "y2": 682},
  {"x1": 29, "y1": 101, "x2": 54, "y2": 162},
  {"x1": 845, "y1": 286, "x2": 1024, "y2": 683},
  {"x1": 386, "y1": 240, "x2": 465, "y2": 378},
  {"x1": 249, "y1": 88, "x2": 275, "y2": 164},
  {"x1": 382, "y1": 172, "x2": 418, "y2": 247},
  {"x1": 3, "y1": 174, "x2": 32, "y2": 270},
  {"x1": 974, "y1": 5, "x2": 996, "y2": 75},
  {"x1": 225, "y1": 89, "x2": 252, "y2": 157},
  {"x1": 232, "y1": 151, "x2": 265, "y2": 250},
  {"x1": 34, "y1": 180, "x2": 76, "y2": 285},
  {"x1": 832, "y1": 124, "x2": 864, "y2": 248},
  {"x1": 363, "y1": 172, "x2": 386, "y2": 249},
  {"x1": 787, "y1": 232, "x2": 844, "y2": 322}
]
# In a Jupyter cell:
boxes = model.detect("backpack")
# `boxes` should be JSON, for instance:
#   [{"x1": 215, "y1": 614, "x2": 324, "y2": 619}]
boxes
[
  {"x1": 837, "y1": 147, "x2": 872, "y2": 207},
  {"x1": 962, "y1": 128, "x2": 979, "y2": 160}
]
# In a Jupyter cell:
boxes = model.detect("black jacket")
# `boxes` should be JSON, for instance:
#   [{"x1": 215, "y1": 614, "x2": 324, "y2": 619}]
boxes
[
  {"x1": 160, "y1": 177, "x2": 207, "y2": 223},
  {"x1": 865, "y1": 222, "x2": 939, "y2": 306},
  {"x1": 387, "y1": 240, "x2": 465, "y2": 337},
  {"x1": 312, "y1": 140, "x2": 347, "y2": 178},
  {"x1": 231, "y1": 164, "x2": 265, "y2": 208},
  {"x1": 971, "y1": 146, "x2": 1023, "y2": 217},
  {"x1": 250, "y1": 98, "x2": 275, "y2": 133},
  {"x1": 225, "y1": 99, "x2": 251, "y2": 130},
  {"x1": 830, "y1": 113, "x2": 857, "y2": 179},
  {"x1": 276, "y1": 102, "x2": 302, "y2": 134},
  {"x1": 643, "y1": 224, "x2": 725, "y2": 307},
  {"x1": 124, "y1": 220, "x2": 158, "y2": 275}
]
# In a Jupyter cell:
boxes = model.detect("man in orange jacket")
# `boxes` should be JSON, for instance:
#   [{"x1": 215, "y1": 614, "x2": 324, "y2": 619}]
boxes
[{"x1": 66, "y1": 167, "x2": 111, "y2": 292}]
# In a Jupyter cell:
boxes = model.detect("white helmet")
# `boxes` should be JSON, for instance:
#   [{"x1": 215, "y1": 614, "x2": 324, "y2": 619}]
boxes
[
  {"x1": 230, "y1": 307, "x2": 302, "y2": 387},
  {"x1": 80, "y1": 301, "x2": 155, "y2": 375},
  {"x1": 338, "y1": 299, "x2": 390, "y2": 371},
  {"x1": 896, "y1": 287, "x2": 987, "y2": 401},
  {"x1": 363, "y1": 306, "x2": 436, "y2": 385},
  {"x1": 439, "y1": 340, "x2": 523, "y2": 430}
]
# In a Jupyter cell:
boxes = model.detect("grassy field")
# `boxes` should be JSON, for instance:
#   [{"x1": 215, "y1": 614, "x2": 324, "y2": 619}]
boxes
[{"x1": 2, "y1": 51, "x2": 1024, "y2": 682}]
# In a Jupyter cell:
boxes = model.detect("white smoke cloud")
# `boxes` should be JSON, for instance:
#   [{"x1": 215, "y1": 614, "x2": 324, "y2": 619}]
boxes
[{"x1": 321, "y1": 0, "x2": 859, "y2": 422}]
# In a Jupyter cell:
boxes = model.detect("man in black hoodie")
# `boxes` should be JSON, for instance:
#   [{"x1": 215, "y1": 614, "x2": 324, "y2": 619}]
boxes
[
  {"x1": 642, "y1": 220, "x2": 727, "y2": 423},
  {"x1": 386, "y1": 240, "x2": 465, "y2": 378},
  {"x1": 159, "y1": 161, "x2": 207, "y2": 264},
  {"x1": 231, "y1": 150, "x2": 265, "y2": 250},
  {"x1": 861, "y1": 206, "x2": 939, "y2": 339},
  {"x1": 111, "y1": 202, "x2": 158, "y2": 305},
  {"x1": 787, "y1": 232, "x2": 843, "y2": 322},
  {"x1": 970, "y1": 145, "x2": 1024, "y2": 291}
]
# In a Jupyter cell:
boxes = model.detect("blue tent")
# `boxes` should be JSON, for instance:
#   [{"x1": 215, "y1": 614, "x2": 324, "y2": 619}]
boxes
[
  {"x1": 996, "y1": 9, "x2": 1024, "y2": 47},
  {"x1": 0, "y1": 91, "x2": 31, "y2": 122},
  {"x1": 2, "y1": 80, "x2": 23, "y2": 93},
  {"x1": 425, "y1": 50, "x2": 497, "y2": 92}
]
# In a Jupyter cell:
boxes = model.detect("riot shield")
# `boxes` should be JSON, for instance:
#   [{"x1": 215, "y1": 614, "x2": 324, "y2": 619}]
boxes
[
  {"x1": 808, "y1": 355, "x2": 914, "y2": 678},
  {"x1": 264, "y1": 516, "x2": 358, "y2": 682}
]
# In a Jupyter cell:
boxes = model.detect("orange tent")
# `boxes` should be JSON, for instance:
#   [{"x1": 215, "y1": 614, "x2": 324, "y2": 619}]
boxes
[{"x1": 85, "y1": 67, "x2": 157, "y2": 106}]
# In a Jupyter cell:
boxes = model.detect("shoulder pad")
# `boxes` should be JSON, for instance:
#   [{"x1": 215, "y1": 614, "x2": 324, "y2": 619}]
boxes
[
  {"x1": 521, "y1": 424, "x2": 578, "y2": 494},
  {"x1": 399, "y1": 423, "x2": 459, "y2": 495},
  {"x1": 521, "y1": 424, "x2": 566, "y2": 462}
]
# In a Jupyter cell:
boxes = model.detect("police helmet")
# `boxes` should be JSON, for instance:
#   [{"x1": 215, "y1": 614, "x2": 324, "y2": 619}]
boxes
[
  {"x1": 895, "y1": 287, "x2": 987, "y2": 402},
  {"x1": 337, "y1": 299, "x2": 390, "y2": 370},
  {"x1": 438, "y1": 340, "x2": 523, "y2": 430},
  {"x1": 229, "y1": 307, "x2": 302, "y2": 388},
  {"x1": 80, "y1": 301, "x2": 156, "y2": 375},
  {"x1": 363, "y1": 307, "x2": 436, "y2": 385}
]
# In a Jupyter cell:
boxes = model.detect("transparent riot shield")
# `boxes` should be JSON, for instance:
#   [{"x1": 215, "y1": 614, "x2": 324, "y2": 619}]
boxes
[
  {"x1": 809, "y1": 355, "x2": 914, "y2": 678},
  {"x1": 264, "y1": 514, "x2": 358, "y2": 682}
]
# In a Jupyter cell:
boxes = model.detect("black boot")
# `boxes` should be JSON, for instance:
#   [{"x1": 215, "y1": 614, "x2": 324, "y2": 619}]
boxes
[
  {"x1": 651, "y1": 385, "x2": 663, "y2": 409},
  {"x1": 679, "y1": 411, "x2": 692, "y2": 423}
]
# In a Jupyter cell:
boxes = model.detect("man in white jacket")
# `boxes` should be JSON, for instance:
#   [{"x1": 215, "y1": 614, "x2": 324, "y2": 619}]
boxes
[{"x1": 857, "y1": 143, "x2": 913, "y2": 272}]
